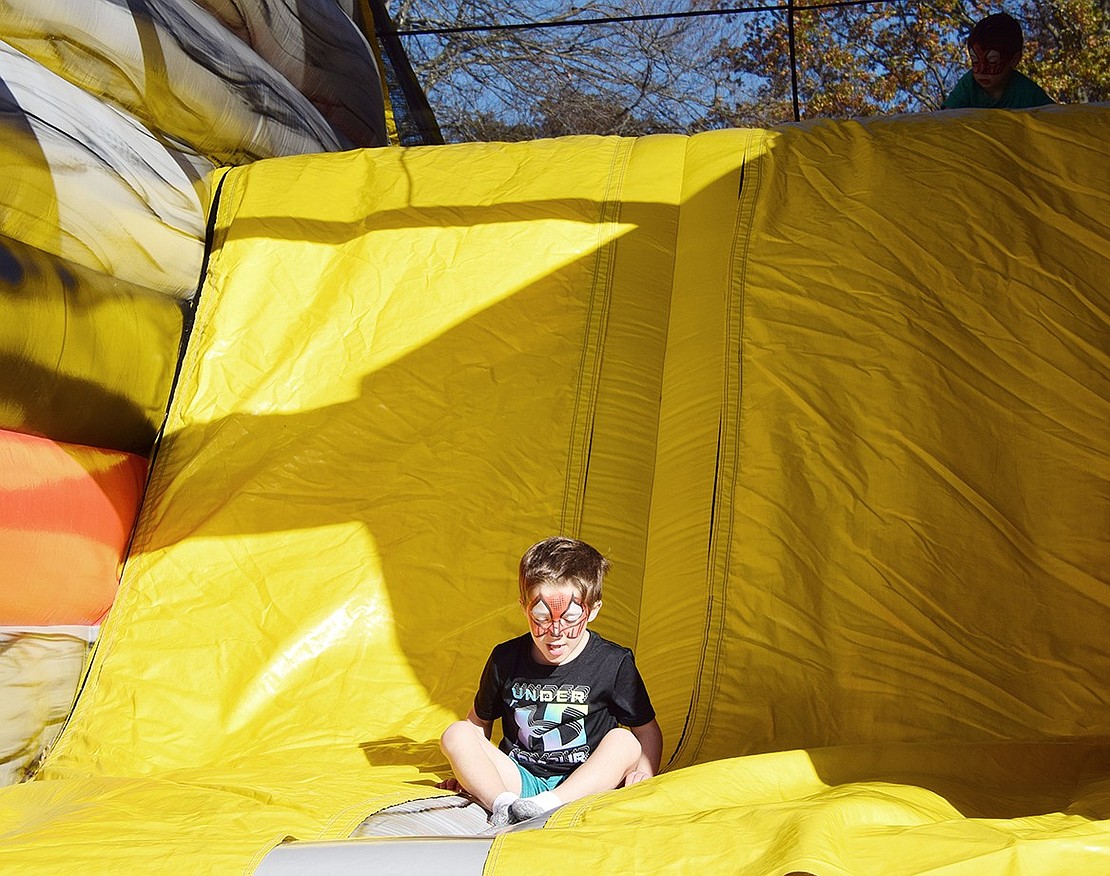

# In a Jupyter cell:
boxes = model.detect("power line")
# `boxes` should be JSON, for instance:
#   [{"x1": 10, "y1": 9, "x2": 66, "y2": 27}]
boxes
[
  {"x1": 384, "y1": 0, "x2": 897, "y2": 125},
  {"x1": 387, "y1": 0, "x2": 884, "y2": 37}
]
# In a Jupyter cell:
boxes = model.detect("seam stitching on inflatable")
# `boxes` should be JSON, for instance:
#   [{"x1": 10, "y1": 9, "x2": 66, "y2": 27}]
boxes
[{"x1": 560, "y1": 138, "x2": 633, "y2": 536}]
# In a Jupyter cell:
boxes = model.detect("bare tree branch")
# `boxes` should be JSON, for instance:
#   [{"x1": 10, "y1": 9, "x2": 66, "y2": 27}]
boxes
[{"x1": 386, "y1": 0, "x2": 1109, "y2": 139}]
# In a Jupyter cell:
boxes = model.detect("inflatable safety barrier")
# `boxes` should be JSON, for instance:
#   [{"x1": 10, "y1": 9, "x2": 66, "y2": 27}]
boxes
[
  {"x1": 0, "y1": 430, "x2": 147, "y2": 625},
  {"x1": 0, "y1": 627, "x2": 92, "y2": 786},
  {"x1": 0, "y1": 0, "x2": 378, "y2": 160},
  {"x1": 0, "y1": 39, "x2": 210, "y2": 298},
  {"x1": 0, "y1": 235, "x2": 186, "y2": 453},
  {"x1": 0, "y1": 0, "x2": 397, "y2": 828},
  {"x1": 1, "y1": 104, "x2": 1105, "y2": 873}
]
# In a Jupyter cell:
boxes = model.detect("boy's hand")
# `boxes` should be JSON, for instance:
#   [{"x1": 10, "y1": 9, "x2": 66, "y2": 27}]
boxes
[
  {"x1": 622, "y1": 770, "x2": 652, "y2": 787},
  {"x1": 436, "y1": 777, "x2": 463, "y2": 792}
]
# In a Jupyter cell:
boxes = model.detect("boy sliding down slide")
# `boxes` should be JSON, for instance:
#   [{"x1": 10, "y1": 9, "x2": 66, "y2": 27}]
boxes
[{"x1": 439, "y1": 536, "x2": 662, "y2": 826}]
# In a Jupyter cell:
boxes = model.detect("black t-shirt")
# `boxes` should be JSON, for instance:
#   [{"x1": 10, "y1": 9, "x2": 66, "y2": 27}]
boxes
[{"x1": 473, "y1": 632, "x2": 656, "y2": 778}]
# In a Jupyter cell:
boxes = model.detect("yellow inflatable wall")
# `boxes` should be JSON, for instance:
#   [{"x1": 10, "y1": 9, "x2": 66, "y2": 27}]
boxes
[
  {"x1": 0, "y1": 0, "x2": 392, "y2": 786},
  {"x1": 1, "y1": 105, "x2": 1105, "y2": 873}
]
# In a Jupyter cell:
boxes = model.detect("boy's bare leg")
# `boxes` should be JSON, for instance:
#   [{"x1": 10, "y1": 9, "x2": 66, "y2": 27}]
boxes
[
  {"x1": 439, "y1": 720, "x2": 521, "y2": 810},
  {"x1": 550, "y1": 727, "x2": 642, "y2": 804},
  {"x1": 507, "y1": 728, "x2": 641, "y2": 823}
]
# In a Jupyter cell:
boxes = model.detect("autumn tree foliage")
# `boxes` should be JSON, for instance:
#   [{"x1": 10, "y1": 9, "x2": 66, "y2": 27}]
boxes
[
  {"x1": 387, "y1": 0, "x2": 1110, "y2": 140},
  {"x1": 712, "y1": 0, "x2": 1109, "y2": 124},
  {"x1": 1019, "y1": 0, "x2": 1110, "y2": 103},
  {"x1": 711, "y1": 0, "x2": 971, "y2": 123}
]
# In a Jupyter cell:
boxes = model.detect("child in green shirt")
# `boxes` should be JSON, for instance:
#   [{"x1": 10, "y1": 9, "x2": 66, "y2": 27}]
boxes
[{"x1": 944, "y1": 12, "x2": 1054, "y2": 109}]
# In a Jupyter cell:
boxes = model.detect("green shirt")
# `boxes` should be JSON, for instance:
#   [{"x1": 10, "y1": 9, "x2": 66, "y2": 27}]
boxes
[{"x1": 944, "y1": 71, "x2": 1054, "y2": 109}]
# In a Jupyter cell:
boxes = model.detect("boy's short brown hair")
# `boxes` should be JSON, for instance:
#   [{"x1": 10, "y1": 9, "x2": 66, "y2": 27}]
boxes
[
  {"x1": 968, "y1": 12, "x2": 1023, "y2": 58},
  {"x1": 518, "y1": 536, "x2": 609, "y2": 606}
]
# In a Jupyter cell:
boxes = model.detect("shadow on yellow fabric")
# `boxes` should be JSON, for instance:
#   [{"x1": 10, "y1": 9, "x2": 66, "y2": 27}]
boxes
[{"x1": 0, "y1": 107, "x2": 1107, "y2": 873}]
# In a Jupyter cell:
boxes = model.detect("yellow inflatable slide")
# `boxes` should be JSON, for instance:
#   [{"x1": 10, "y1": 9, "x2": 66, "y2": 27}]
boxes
[
  {"x1": 0, "y1": 5, "x2": 1107, "y2": 868},
  {"x1": 2, "y1": 103, "x2": 1107, "y2": 873}
]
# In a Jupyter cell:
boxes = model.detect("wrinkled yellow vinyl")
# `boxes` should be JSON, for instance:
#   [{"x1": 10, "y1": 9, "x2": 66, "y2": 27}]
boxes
[{"x1": 3, "y1": 106, "x2": 1107, "y2": 873}]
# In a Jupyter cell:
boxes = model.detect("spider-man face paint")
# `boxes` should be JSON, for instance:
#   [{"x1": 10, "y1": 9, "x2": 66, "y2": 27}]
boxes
[
  {"x1": 526, "y1": 591, "x2": 589, "y2": 640},
  {"x1": 969, "y1": 44, "x2": 1013, "y2": 76}
]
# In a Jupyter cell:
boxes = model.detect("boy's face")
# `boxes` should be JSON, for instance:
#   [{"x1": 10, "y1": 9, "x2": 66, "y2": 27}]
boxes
[
  {"x1": 522, "y1": 582, "x2": 600, "y2": 666},
  {"x1": 969, "y1": 43, "x2": 1017, "y2": 97}
]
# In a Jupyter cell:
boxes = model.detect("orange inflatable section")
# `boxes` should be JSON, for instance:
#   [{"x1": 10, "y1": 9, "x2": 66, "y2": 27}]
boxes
[{"x1": 0, "y1": 429, "x2": 147, "y2": 625}]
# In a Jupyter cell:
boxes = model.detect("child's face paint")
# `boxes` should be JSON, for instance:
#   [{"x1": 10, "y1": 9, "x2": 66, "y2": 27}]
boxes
[
  {"x1": 527, "y1": 590, "x2": 589, "y2": 640},
  {"x1": 968, "y1": 43, "x2": 1016, "y2": 98},
  {"x1": 523, "y1": 583, "x2": 600, "y2": 665},
  {"x1": 969, "y1": 44, "x2": 1012, "y2": 76}
]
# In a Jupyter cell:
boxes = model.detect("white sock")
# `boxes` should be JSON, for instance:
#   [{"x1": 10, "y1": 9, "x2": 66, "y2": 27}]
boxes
[
  {"x1": 507, "y1": 789, "x2": 562, "y2": 823},
  {"x1": 489, "y1": 791, "x2": 519, "y2": 826},
  {"x1": 530, "y1": 790, "x2": 562, "y2": 812}
]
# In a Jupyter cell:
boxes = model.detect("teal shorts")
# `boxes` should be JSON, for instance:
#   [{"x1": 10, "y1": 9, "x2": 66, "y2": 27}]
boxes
[{"x1": 514, "y1": 762, "x2": 567, "y2": 798}]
